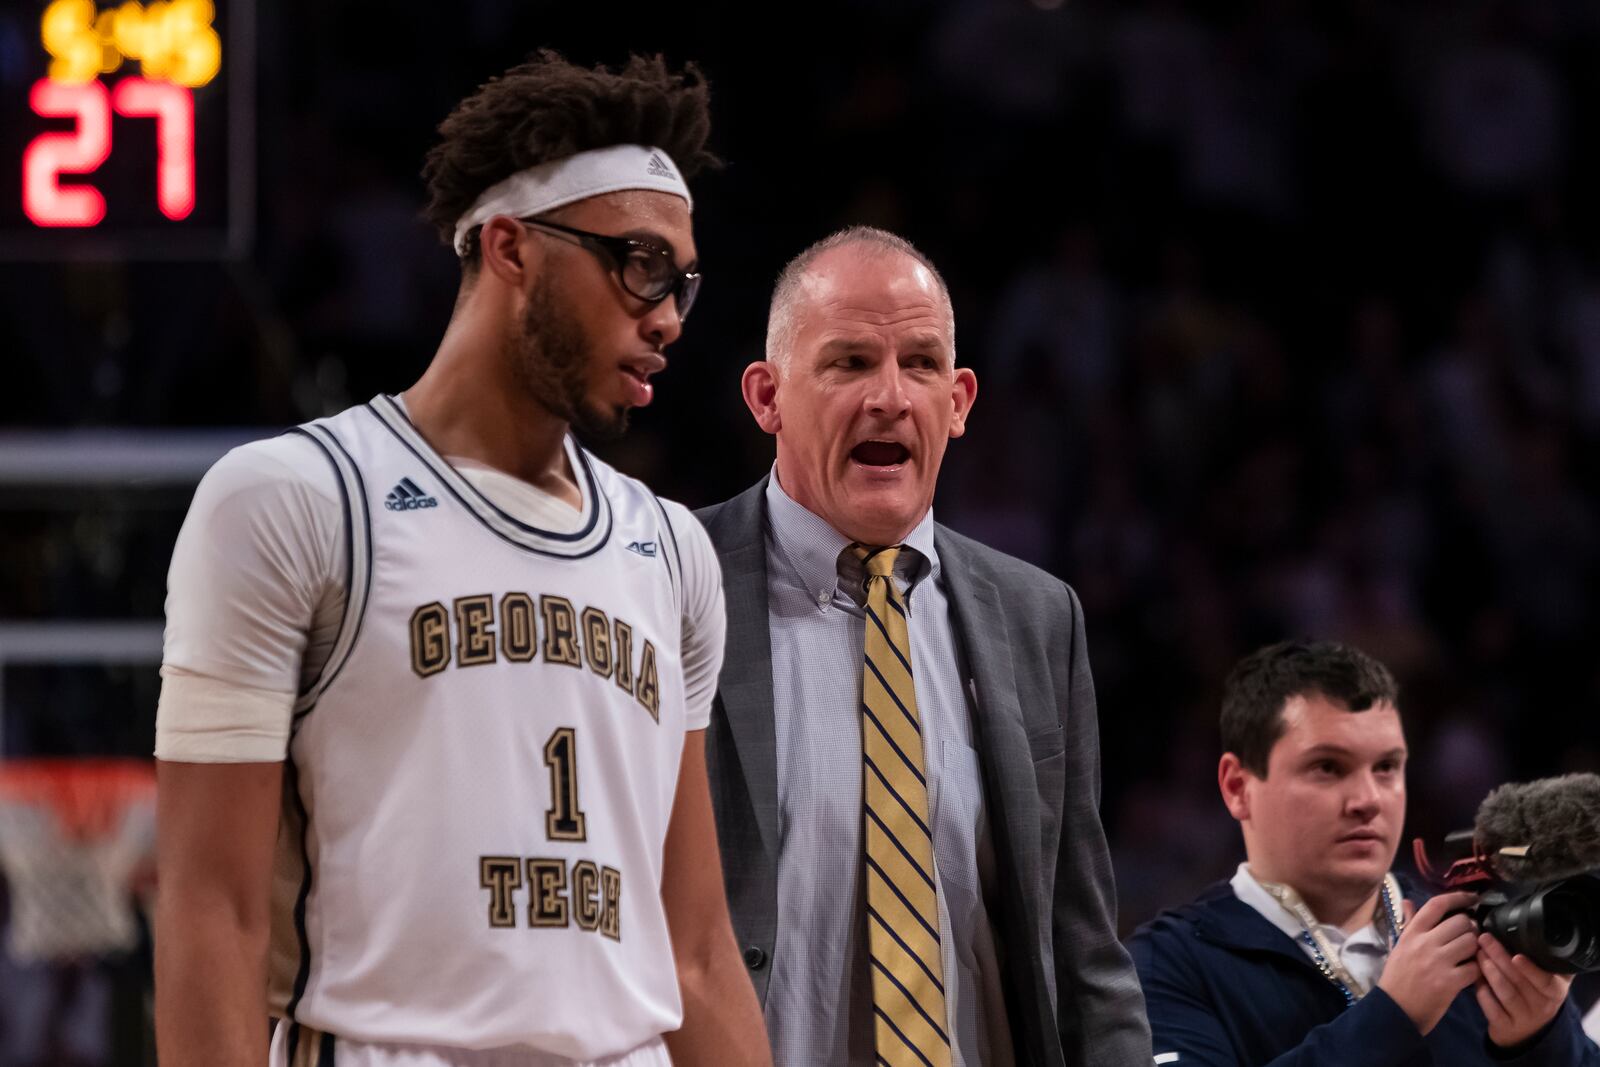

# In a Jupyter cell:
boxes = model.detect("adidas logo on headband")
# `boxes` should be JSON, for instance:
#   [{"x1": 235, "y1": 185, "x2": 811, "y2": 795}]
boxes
[{"x1": 452, "y1": 145, "x2": 693, "y2": 256}]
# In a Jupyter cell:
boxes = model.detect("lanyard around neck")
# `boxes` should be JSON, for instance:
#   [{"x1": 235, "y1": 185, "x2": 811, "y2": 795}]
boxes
[{"x1": 1254, "y1": 871, "x2": 1405, "y2": 1004}]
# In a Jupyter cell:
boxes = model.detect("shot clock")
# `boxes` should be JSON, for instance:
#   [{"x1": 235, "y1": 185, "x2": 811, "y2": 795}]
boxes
[{"x1": 1, "y1": 0, "x2": 253, "y2": 259}]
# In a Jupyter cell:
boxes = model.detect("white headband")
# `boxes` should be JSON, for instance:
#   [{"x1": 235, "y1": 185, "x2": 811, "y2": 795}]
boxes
[{"x1": 452, "y1": 144, "x2": 693, "y2": 256}]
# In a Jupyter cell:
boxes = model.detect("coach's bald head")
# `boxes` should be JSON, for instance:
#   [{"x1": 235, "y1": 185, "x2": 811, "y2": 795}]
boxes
[
  {"x1": 763, "y1": 227, "x2": 957, "y2": 372},
  {"x1": 741, "y1": 227, "x2": 977, "y2": 547}
]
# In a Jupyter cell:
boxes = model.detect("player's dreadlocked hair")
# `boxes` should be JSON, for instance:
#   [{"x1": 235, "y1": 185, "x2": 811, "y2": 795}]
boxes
[{"x1": 422, "y1": 51, "x2": 717, "y2": 266}]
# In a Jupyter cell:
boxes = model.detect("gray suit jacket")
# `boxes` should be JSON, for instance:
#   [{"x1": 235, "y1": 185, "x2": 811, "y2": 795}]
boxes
[{"x1": 696, "y1": 479, "x2": 1152, "y2": 1067}]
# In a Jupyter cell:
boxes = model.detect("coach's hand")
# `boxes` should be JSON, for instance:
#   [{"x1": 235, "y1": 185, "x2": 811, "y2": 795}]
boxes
[
  {"x1": 1376, "y1": 892, "x2": 1481, "y2": 1035},
  {"x1": 1475, "y1": 932, "x2": 1573, "y2": 1050}
]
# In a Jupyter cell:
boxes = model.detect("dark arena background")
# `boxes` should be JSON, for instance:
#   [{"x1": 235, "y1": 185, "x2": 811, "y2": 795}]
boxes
[{"x1": 3, "y1": 0, "x2": 1600, "y2": 1061}]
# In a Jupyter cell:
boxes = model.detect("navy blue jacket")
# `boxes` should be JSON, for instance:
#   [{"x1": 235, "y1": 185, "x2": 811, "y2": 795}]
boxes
[{"x1": 1130, "y1": 880, "x2": 1600, "y2": 1066}]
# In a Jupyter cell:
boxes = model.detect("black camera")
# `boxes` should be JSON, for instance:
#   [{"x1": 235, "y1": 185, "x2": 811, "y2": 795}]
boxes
[
  {"x1": 1472, "y1": 874, "x2": 1600, "y2": 974},
  {"x1": 1418, "y1": 829, "x2": 1600, "y2": 974}
]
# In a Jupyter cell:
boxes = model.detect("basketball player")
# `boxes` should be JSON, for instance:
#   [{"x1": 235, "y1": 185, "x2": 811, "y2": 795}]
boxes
[{"x1": 152, "y1": 54, "x2": 769, "y2": 1067}]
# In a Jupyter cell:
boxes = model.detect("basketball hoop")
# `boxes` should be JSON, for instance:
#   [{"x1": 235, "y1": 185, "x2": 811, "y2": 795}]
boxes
[{"x1": 0, "y1": 758, "x2": 157, "y2": 963}]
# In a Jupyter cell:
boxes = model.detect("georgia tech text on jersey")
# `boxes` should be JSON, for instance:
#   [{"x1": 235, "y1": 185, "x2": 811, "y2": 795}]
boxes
[{"x1": 409, "y1": 592, "x2": 662, "y2": 722}]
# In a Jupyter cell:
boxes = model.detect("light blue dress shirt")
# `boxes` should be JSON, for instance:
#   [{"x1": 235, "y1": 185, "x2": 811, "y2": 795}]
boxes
[{"x1": 761, "y1": 473, "x2": 1014, "y2": 1067}]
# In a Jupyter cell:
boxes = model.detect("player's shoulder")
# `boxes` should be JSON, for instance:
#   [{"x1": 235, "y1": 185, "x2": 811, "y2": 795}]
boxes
[
  {"x1": 656, "y1": 496, "x2": 718, "y2": 578},
  {"x1": 652, "y1": 495, "x2": 704, "y2": 538},
  {"x1": 175, "y1": 431, "x2": 348, "y2": 571},
  {"x1": 578, "y1": 446, "x2": 714, "y2": 569},
  {"x1": 577, "y1": 442, "x2": 644, "y2": 499},
  {"x1": 201, "y1": 398, "x2": 381, "y2": 495},
  {"x1": 196, "y1": 431, "x2": 342, "y2": 507},
  {"x1": 295, "y1": 397, "x2": 388, "y2": 446},
  {"x1": 578, "y1": 442, "x2": 685, "y2": 526}
]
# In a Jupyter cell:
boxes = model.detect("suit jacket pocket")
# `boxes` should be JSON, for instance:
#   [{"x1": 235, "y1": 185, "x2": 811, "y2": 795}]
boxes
[
  {"x1": 1024, "y1": 723, "x2": 1066, "y2": 862},
  {"x1": 1027, "y1": 722, "x2": 1065, "y2": 763},
  {"x1": 1032, "y1": 746, "x2": 1065, "y2": 910}
]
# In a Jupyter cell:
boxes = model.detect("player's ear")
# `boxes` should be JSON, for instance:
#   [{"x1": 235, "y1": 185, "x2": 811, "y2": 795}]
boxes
[
  {"x1": 742, "y1": 361, "x2": 781, "y2": 435},
  {"x1": 478, "y1": 216, "x2": 538, "y2": 289}
]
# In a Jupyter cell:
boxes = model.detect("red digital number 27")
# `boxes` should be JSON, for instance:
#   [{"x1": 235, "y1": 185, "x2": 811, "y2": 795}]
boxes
[{"x1": 23, "y1": 77, "x2": 196, "y2": 228}]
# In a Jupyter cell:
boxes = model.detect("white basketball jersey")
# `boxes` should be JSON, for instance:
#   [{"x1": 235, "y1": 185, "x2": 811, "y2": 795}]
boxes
[{"x1": 266, "y1": 395, "x2": 689, "y2": 1059}]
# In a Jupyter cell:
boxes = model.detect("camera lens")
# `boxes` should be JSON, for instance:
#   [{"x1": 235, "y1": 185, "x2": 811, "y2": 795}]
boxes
[
  {"x1": 1538, "y1": 891, "x2": 1579, "y2": 955},
  {"x1": 1480, "y1": 875, "x2": 1600, "y2": 974}
]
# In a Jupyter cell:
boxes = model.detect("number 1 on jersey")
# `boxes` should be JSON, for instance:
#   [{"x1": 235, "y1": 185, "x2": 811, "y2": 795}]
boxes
[{"x1": 544, "y1": 727, "x2": 587, "y2": 841}]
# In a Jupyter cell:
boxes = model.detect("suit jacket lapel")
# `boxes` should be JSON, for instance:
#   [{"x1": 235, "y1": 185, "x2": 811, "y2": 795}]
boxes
[
  {"x1": 936, "y1": 525, "x2": 1053, "y2": 1061},
  {"x1": 707, "y1": 480, "x2": 781, "y2": 859}
]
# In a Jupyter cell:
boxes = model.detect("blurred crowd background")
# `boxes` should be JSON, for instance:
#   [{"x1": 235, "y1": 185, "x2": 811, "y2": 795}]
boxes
[{"x1": 3, "y1": 0, "x2": 1600, "y2": 1057}]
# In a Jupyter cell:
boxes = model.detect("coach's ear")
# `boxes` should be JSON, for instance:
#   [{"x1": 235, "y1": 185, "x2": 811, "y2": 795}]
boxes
[
  {"x1": 948, "y1": 366, "x2": 977, "y2": 439},
  {"x1": 741, "y1": 361, "x2": 781, "y2": 435}
]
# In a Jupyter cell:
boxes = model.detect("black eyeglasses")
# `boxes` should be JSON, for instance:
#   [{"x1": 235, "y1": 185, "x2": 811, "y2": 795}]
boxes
[{"x1": 518, "y1": 217, "x2": 701, "y2": 321}]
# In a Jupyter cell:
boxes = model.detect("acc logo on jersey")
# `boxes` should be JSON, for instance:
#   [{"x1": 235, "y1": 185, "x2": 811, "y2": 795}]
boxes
[
  {"x1": 385, "y1": 477, "x2": 438, "y2": 511},
  {"x1": 624, "y1": 540, "x2": 657, "y2": 558}
]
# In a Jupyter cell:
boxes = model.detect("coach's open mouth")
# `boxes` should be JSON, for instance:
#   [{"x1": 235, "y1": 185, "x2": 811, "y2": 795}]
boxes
[{"x1": 850, "y1": 440, "x2": 911, "y2": 467}]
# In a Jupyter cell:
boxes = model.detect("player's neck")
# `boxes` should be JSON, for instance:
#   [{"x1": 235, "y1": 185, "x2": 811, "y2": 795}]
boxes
[{"x1": 405, "y1": 327, "x2": 575, "y2": 502}]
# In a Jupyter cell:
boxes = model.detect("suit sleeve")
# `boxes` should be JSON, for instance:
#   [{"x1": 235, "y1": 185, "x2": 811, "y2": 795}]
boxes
[
  {"x1": 1050, "y1": 581, "x2": 1154, "y2": 1065},
  {"x1": 1129, "y1": 921, "x2": 1431, "y2": 1067}
]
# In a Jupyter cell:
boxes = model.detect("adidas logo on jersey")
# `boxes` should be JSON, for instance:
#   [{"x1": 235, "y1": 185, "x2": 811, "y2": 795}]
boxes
[
  {"x1": 625, "y1": 540, "x2": 657, "y2": 558},
  {"x1": 646, "y1": 153, "x2": 675, "y2": 179},
  {"x1": 384, "y1": 477, "x2": 438, "y2": 511}
]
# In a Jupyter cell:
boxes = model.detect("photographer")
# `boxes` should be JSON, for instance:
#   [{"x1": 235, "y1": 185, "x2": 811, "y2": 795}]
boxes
[{"x1": 1130, "y1": 640, "x2": 1599, "y2": 1065}]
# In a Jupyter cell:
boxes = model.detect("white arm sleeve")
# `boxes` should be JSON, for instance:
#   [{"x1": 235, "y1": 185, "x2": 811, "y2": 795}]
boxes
[
  {"x1": 155, "y1": 434, "x2": 348, "y2": 763},
  {"x1": 661, "y1": 500, "x2": 725, "y2": 733}
]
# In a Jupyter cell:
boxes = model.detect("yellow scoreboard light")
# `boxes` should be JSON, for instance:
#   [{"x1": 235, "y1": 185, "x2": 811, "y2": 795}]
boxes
[
  {"x1": 43, "y1": 0, "x2": 222, "y2": 88},
  {"x1": 2, "y1": 0, "x2": 252, "y2": 259}
]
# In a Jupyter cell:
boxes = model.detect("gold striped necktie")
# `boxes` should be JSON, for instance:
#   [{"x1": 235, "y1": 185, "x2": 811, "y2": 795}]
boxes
[{"x1": 853, "y1": 543, "x2": 951, "y2": 1067}]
